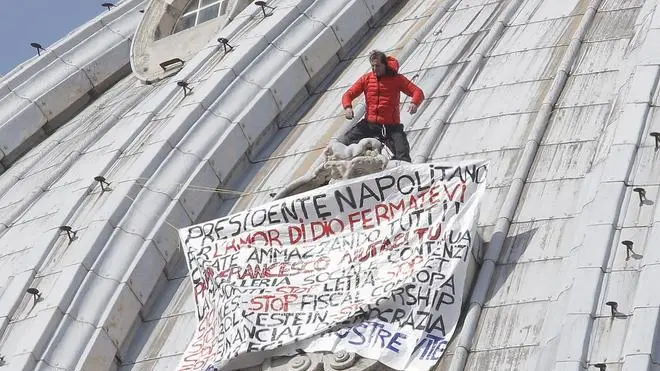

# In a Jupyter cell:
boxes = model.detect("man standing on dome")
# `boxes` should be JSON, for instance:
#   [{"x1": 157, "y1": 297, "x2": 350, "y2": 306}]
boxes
[{"x1": 340, "y1": 50, "x2": 425, "y2": 162}]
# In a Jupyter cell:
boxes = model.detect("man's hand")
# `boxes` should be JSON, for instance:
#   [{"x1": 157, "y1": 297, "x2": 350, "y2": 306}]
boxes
[
  {"x1": 344, "y1": 107, "x2": 354, "y2": 120},
  {"x1": 408, "y1": 103, "x2": 418, "y2": 114}
]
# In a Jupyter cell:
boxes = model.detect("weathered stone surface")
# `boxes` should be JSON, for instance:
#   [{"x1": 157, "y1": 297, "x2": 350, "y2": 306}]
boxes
[{"x1": 277, "y1": 138, "x2": 390, "y2": 198}]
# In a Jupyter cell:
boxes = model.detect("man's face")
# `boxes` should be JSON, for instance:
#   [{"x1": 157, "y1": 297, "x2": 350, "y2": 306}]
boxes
[{"x1": 371, "y1": 58, "x2": 386, "y2": 77}]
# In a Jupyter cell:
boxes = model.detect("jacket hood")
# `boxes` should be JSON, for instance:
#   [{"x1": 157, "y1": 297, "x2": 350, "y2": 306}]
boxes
[{"x1": 386, "y1": 56, "x2": 400, "y2": 73}]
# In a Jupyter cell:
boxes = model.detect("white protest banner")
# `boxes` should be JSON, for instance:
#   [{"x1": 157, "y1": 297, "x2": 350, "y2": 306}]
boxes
[{"x1": 177, "y1": 159, "x2": 487, "y2": 371}]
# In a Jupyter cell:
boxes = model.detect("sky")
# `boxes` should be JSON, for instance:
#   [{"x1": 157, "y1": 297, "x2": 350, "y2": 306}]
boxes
[{"x1": 0, "y1": 0, "x2": 106, "y2": 75}]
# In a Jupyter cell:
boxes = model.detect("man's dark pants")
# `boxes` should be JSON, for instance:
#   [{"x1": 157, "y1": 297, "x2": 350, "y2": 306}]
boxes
[{"x1": 339, "y1": 119, "x2": 412, "y2": 162}]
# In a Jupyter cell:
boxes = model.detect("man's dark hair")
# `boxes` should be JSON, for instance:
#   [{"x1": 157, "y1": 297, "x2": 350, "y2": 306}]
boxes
[
  {"x1": 369, "y1": 50, "x2": 387, "y2": 64},
  {"x1": 369, "y1": 50, "x2": 397, "y2": 76}
]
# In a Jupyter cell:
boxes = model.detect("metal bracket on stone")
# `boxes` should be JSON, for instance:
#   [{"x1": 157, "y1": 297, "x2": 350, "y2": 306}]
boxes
[
  {"x1": 59, "y1": 225, "x2": 78, "y2": 242},
  {"x1": 621, "y1": 240, "x2": 642, "y2": 260},
  {"x1": 26, "y1": 288, "x2": 42, "y2": 305},
  {"x1": 605, "y1": 301, "x2": 626, "y2": 318},
  {"x1": 102, "y1": 2, "x2": 115, "y2": 11},
  {"x1": 650, "y1": 132, "x2": 660, "y2": 150},
  {"x1": 254, "y1": 1, "x2": 275, "y2": 17},
  {"x1": 218, "y1": 37, "x2": 234, "y2": 53},
  {"x1": 30, "y1": 42, "x2": 45, "y2": 56},
  {"x1": 94, "y1": 176, "x2": 112, "y2": 193},
  {"x1": 177, "y1": 81, "x2": 193, "y2": 97}
]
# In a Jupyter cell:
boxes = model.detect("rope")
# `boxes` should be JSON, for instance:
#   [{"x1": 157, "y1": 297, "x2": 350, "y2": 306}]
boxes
[
  {"x1": 88, "y1": 22, "x2": 447, "y2": 207},
  {"x1": 410, "y1": 26, "x2": 444, "y2": 82},
  {"x1": 115, "y1": 178, "x2": 281, "y2": 231},
  {"x1": 97, "y1": 177, "x2": 279, "y2": 233},
  {"x1": 123, "y1": 192, "x2": 180, "y2": 232},
  {"x1": 398, "y1": 22, "x2": 444, "y2": 119},
  {"x1": 112, "y1": 177, "x2": 272, "y2": 196}
]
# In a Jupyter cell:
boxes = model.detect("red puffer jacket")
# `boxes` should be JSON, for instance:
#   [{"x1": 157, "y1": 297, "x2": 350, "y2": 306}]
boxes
[{"x1": 342, "y1": 56, "x2": 424, "y2": 125}]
